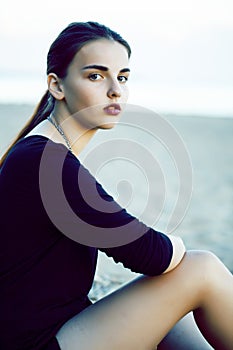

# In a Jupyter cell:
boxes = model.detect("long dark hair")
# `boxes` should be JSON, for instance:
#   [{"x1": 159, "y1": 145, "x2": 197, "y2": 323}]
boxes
[{"x1": 0, "y1": 21, "x2": 131, "y2": 167}]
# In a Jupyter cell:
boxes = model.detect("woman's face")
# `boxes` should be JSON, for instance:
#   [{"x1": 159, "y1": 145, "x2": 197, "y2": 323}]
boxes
[{"x1": 60, "y1": 39, "x2": 130, "y2": 129}]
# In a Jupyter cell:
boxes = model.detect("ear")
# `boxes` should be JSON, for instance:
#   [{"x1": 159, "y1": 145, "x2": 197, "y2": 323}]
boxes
[{"x1": 47, "y1": 73, "x2": 65, "y2": 100}]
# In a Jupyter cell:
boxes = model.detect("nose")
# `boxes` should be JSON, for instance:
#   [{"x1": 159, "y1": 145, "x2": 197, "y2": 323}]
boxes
[{"x1": 107, "y1": 80, "x2": 121, "y2": 99}]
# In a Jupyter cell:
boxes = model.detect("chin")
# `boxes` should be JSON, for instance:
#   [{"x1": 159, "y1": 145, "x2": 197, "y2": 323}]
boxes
[
  {"x1": 98, "y1": 122, "x2": 118, "y2": 130},
  {"x1": 96, "y1": 115, "x2": 121, "y2": 129}
]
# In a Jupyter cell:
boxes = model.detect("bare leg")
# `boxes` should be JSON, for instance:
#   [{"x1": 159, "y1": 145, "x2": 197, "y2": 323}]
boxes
[
  {"x1": 158, "y1": 313, "x2": 213, "y2": 349},
  {"x1": 56, "y1": 250, "x2": 233, "y2": 350}
]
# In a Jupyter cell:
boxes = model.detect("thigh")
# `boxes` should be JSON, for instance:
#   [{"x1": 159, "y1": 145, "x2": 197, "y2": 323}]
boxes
[
  {"x1": 158, "y1": 313, "x2": 213, "y2": 350},
  {"x1": 55, "y1": 252, "x2": 209, "y2": 350}
]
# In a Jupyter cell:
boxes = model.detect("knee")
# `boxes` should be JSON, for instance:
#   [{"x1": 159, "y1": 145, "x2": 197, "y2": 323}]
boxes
[
  {"x1": 185, "y1": 250, "x2": 225, "y2": 290},
  {"x1": 187, "y1": 249, "x2": 220, "y2": 266}
]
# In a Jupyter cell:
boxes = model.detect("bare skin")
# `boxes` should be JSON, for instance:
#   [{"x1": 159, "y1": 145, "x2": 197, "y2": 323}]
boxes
[
  {"x1": 55, "y1": 251, "x2": 233, "y2": 349},
  {"x1": 158, "y1": 313, "x2": 213, "y2": 349}
]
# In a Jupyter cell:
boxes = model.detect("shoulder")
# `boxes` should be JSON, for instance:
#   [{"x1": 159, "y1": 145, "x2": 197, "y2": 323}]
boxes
[{"x1": 1, "y1": 136, "x2": 80, "y2": 176}]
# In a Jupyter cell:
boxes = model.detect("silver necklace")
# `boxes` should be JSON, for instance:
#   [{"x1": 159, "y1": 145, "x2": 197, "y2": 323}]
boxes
[{"x1": 47, "y1": 114, "x2": 72, "y2": 152}]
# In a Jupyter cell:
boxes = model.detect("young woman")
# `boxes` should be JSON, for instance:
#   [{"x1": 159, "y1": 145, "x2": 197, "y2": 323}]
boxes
[{"x1": 0, "y1": 22, "x2": 232, "y2": 350}]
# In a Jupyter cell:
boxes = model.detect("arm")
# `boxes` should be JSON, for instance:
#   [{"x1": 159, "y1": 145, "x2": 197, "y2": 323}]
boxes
[
  {"x1": 162, "y1": 235, "x2": 186, "y2": 273},
  {"x1": 47, "y1": 145, "x2": 179, "y2": 275}
]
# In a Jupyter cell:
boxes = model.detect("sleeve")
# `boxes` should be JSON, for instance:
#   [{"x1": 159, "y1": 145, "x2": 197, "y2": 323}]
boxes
[
  {"x1": 101, "y1": 229, "x2": 173, "y2": 276},
  {"x1": 43, "y1": 144, "x2": 173, "y2": 276}
]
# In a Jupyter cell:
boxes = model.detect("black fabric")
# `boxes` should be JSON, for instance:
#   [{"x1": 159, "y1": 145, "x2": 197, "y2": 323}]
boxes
[
  {"x1": 0, "y1": 136, "x2": 173, "y2": 349},
  {"x1": 42, "y1": 337, "x2": 60, "y2": 350}
]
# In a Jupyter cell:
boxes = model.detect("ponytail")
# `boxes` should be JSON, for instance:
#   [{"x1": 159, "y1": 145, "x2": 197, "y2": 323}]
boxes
[{"x1": 0, "y1": 90, "x2": 54, "y2": 168}]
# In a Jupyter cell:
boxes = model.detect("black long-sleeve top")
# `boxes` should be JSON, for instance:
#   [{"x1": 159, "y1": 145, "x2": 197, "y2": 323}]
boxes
[{"x1": 0, "y1": 135, "x2": 173, "y2": 349}]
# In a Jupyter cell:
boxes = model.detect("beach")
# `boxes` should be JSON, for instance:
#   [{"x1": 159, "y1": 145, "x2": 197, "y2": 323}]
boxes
[{"x1": 1, "y1": 103, "x2": 233, "y2": 301}]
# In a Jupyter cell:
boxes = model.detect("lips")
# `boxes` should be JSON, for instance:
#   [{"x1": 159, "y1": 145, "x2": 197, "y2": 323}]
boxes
[{"x1": 103, "y1": 103, "x2": 121, "y2": 115}]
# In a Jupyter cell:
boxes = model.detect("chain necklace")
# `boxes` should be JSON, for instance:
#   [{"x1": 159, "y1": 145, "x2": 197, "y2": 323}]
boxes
[{"x1": 47, "y1": 114, "x2": 72, "y2": 152}]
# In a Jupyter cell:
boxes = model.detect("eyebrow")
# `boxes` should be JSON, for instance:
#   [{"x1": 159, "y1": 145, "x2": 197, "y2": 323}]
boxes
[{"x1": 81, "y1": 64, "x2": 130, "y2": 73}]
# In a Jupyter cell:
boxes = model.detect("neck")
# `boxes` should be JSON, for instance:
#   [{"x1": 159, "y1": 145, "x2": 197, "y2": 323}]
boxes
[{"x1": 51, "y1": 106, "x2": 97, "y2": 157}]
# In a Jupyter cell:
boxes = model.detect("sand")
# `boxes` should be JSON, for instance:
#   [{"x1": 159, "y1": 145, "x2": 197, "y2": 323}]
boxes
[{"x1": 1, "y1": 103, "x2": 232, "y2": 301}]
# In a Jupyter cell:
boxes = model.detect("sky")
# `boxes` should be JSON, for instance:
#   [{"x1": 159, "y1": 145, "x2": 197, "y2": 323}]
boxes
[{"x1": 1, "y1": 0, "x2": 233, "y2": 116}]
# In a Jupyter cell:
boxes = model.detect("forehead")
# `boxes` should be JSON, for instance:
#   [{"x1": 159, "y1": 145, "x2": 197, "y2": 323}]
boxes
[{"x1": 72, "y1": 39, "x2": 129, "y2": 69}]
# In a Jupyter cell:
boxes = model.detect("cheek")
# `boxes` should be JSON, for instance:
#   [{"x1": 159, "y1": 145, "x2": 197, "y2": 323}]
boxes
[
  {"x1": 78, "y1": 84, "x2": 101, "y2": 104},
  {"x1": 82, "y1": 87, "x2": 107, "y2": 109},
  {"x1": 122, "y1": 86, "x2": 129, "y2": 101},
  {"x1": 70, "y1": 87, "x2": 93, "y2": 110},
  {"x1": 78, "y1": 90, "x2": 91, "y2": 104}
]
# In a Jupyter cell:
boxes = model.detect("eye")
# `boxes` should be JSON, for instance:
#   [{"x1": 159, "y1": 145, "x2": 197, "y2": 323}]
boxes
[
  {"x1": 118, "y1": 75, "x2": 128, "y2": 83},
  {"x1": 88, "y1": 73, "x2": 103, "y2": 81}
]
